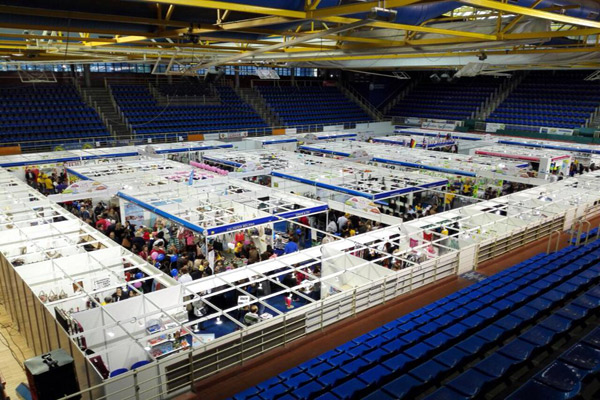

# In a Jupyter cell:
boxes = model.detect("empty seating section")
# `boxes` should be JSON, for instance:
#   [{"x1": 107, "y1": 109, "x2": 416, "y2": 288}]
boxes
[
  {"x1": 156, "y1": 81, "x2": 212, "y2": 97},
  {"x1": 111, "y1": 85, "x2": 267, "y2": 137},
  {"x1": 488, "y1": 71, "x2": 600, "y2": 129},
  {"x1": 257, "y1": 86, "x2": 371, "y2": 126},
  {"x1": 386, "y1": 76, "x2": 504, "y2": 121},
  {"x1": 0, "y1": 84, "x2": 109, "y2": 146},
  {"x1": 232, "y1": 239, "x2": 600, "y2": 400}
]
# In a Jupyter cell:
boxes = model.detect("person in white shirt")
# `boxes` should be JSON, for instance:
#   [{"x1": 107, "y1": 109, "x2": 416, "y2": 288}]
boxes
[
  {"x1": 337, "y1": 214, "x2": 348, "y2": 230},
  {"x1": 327, "y1": 219, "x2": 338, "y2": 233},
  {"x1": 178, "y1": 266, "x2": 193, "y2": 284}
]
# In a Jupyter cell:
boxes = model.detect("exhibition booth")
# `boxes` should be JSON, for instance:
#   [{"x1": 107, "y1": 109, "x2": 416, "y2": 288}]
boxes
[
  {"x1": 241, "y1": 136, "x2": 299, "y2": 151},
  {"x1": 239, "y1": 131, "x2": 358, "y2": 152},
  {"x1": 203, "y1": 149, "x2": 294, "y2": 172},
  {"x1": 270, "y1": 160, "x2": 448, "y2": 202},
  {"x1": 373, "y1": 134, "x2": 457, "y2": 149},
  {"x1": 0, "y1": 168, "x2": 177, "y2": 398},
  {"x1": 66, "y1": 159, "x2": 223, "y2": 186},
  {"x1": 0, "y1": 140, "x2": 234, "y2": 187},
  {"x1": 115, "y1": 178, "x2": 328, "y2": 257},
  {"x1": 472, "y1": 144, "x2": 572, "y2": 178},
  {"x1": 393, "y1": 127, "x2": 487, "y2": 141},
  {"x1": 298, "y1": 141, "x2": 539, "y2": 183},
  {"x1": 200, "y1": 149, "x2": 448, "y2": 220},
  {"x1": 496, "y1": 137, "x2": 600, "y2": 155},
  {"x1": 0, "y1": 140, "x2": 232, "y2": 169}
]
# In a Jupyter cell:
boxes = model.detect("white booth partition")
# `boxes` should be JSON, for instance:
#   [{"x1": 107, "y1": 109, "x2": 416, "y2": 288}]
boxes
[
  {"x1": 374, "y1": 134, "x2": 457, "y2": 149},
  {"x1": 299, "y1": 141, "x2": 547, "y2": 186},
  {"x1": 472, "y1": 144, "x2": 572, "y2": 179},
  {"x1": 242, "y1": 136, "x2": 299, "y2": 151}
]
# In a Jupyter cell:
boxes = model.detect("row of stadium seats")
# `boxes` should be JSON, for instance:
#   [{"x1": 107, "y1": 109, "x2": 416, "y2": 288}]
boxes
[
  {"x1": 257, "y1": 86, "x2": 371, "y2": 126},
  {"x1": 232, "y1": 239, "x2": 600, "y2": 400},
  {"x1": 386, "y1": 76, "x2": 505, "y2": 121},
  {"x1": 487, "y1": 71, "x2": 600, "y2": 129},
  {"x1": 111, "y1": 84, "x2": 268, "y2": 135},
  {"x1": 0, "y1": 84, "x2": 109, "y2": 144}
]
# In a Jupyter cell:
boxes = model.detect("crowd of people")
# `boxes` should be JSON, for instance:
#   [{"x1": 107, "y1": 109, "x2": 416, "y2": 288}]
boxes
[{"x1": 25, "y1": 167, "x2": 69, "y2": 195}]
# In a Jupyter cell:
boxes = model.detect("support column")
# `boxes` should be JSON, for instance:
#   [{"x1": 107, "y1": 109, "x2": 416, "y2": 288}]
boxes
[
  {"x1": 235, "y1": 68, "x2": 240, "y2": 88},
  {"x1": 83, "y1": 64, "x2": 91, "y2": 88},
  {"x1": 290, "y1": 67, "x2": 295, "y2": 85}
]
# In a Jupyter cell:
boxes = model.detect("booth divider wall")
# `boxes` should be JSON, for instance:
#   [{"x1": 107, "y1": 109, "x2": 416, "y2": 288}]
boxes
[{"x1": 0, "y1": 252, "x2": 105, "y2": 398}]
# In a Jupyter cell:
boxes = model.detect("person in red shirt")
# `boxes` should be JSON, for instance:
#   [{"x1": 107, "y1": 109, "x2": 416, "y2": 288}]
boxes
[
  {"x1": 234, "y1": 231, "x2": 245, "y2": 245},
  {"x1": 95, "y1": 214, "x2": 111, "y2": 232}
]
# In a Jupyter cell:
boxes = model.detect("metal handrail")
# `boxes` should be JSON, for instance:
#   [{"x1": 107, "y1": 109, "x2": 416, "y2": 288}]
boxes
[
  {"x1": 578, "y1": 219, "x2": 592, "y2": 246},
  {"x1": 547, "y1": 229, "x2": 562, "y2": 254},
  {"x1": 338, "y1": 81, "x2": 384, "y2": 120}
]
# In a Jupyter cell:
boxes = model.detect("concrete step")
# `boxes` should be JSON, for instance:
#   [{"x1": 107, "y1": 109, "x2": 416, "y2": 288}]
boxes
[{"x1": 82, "y1": 87, "x2": 133, "y2": 138}]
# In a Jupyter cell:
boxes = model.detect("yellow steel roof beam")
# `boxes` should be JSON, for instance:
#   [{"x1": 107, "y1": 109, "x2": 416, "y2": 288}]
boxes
[
  {"x1": 280, "y1": 45, "x2": 600, "y2": 62},
  {"x1": 307, "y1": 0, "x2": 423, "y2": 18},
  {"x1": 323, "y1": 16, "x2": 497, "y2": 40},
  {"x1": 150, "y1": 1, "x2": 305, "y2": 18},
  {"x1": 460, "y1": 0, "x2": 600, "y2": 29},
  {"x1": 137, "y1": 1, "x2": 497, "y2": 41}
]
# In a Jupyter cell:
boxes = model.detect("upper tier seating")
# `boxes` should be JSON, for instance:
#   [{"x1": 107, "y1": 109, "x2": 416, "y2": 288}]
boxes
[
  {"x1": 257, "y1": 86, "x2": 372, "y2": 126},
  {"x1": 232, "y1": 238, "x2": 600, "y2": 400},
  {"x1": 0, "y1": 84, "x2": 109, "y2": 146},
  {"x1": 156, "y1": 81, "x2": 212, "y2": 97},
  {"x1": 386, "y1": 76, "x2": 505, "y2": 121},
  {"x1": 111, "y1": 85, "x2": 267, "y2": 137},
  {"x1": 487, "y1": 71, "x2": 600, "y2": 129}
]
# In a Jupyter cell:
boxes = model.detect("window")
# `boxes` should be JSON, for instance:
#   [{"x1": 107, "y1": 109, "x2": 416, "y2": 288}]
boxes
[
  {"x1": 275, "y1": 67, "x2": 291, "y2": 76},
  {"x1": 295, "y1": 67, "x2": 318, "y2": 77}
]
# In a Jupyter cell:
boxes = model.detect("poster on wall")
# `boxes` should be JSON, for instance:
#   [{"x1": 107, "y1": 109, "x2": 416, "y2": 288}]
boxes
[
  {"x1": 93, "y1": 277, "x2": 111, "y2": 291},
  {"x1": 422, "y1": 119, "x2": 457, "y2": 131},
  {"x1": 49, "y1": 180, "x2": 118, "y2": 202},
  {"x1": 485, "y1": 123, "x2": 505, "y2": 133},
  {"x1": 539, "y1": 127, "x2": 574, "y2": 136},
  {"x1": 345, "y1": 196, "x2": 381, "y2": 215},
  {"x1": 219, "y1": 131, "x2": 248, "y2": 139},
  {"x1": 124, "y1": 202, "x2": 146, "y2": 227}
]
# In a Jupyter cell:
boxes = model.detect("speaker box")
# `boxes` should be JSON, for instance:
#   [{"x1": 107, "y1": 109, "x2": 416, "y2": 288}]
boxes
[{"x1": 24, "y1": 349, "x2": 81, "y2": 400}]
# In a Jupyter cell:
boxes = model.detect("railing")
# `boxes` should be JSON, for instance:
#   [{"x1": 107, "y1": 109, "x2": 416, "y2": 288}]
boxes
[
  {"x1": 337, "y1": 81, "x2": 384, "y2": 121},
  {"x1": 547, "y1": 229, "x2": 562, "y2": 254},
  {"x1": 0, "y1": 120, "x2": 384, "y2": 154},
  {"x1": 380, "y1": 77, "x2": 421, "y2": 115}
]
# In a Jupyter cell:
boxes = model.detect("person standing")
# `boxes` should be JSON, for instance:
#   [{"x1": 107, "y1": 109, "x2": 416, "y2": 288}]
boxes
[{"x1": 284, "y1": 235, "x2": 299, "y2": 254}]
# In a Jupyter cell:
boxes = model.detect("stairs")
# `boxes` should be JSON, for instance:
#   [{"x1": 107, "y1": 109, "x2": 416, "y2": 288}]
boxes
[
  {"x1": 476, "y1": 71, "x2": 528, "y2": 121},
  {"x1": 235, "y1": 87, "x2": 281, "y2": 127},
  {"x1": 79, "y1": 86, "x2": 132, "y2": 138},
  {"x1": 337, "y1": 81, "x2": 383, "y2": 121},
  {"x1": 585, "y1": 105, "x2": 600, "y2": 128},
  {"x1": 381, "y1": 77, "x2": 422, "y2": 116}
]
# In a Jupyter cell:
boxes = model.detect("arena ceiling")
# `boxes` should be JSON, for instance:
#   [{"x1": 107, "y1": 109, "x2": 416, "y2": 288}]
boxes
[{"x1": 0, "y1": 0, "x2": 600, "y2": 72}]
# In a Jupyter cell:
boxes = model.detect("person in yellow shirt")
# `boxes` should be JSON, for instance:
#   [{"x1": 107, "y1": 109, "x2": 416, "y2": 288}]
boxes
[
  {"x1": 44, "y1": 176, "x2": 55, "y2": 194},
  {"x1": 444, "y1": 190, "x2": 456, "y2": 211},
  {"x1": 463, "y1": 183, "x2": 472, "y2": 196},
  {"x1": 37, "y1": 173, "x2": 45, "y2": 192}
]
